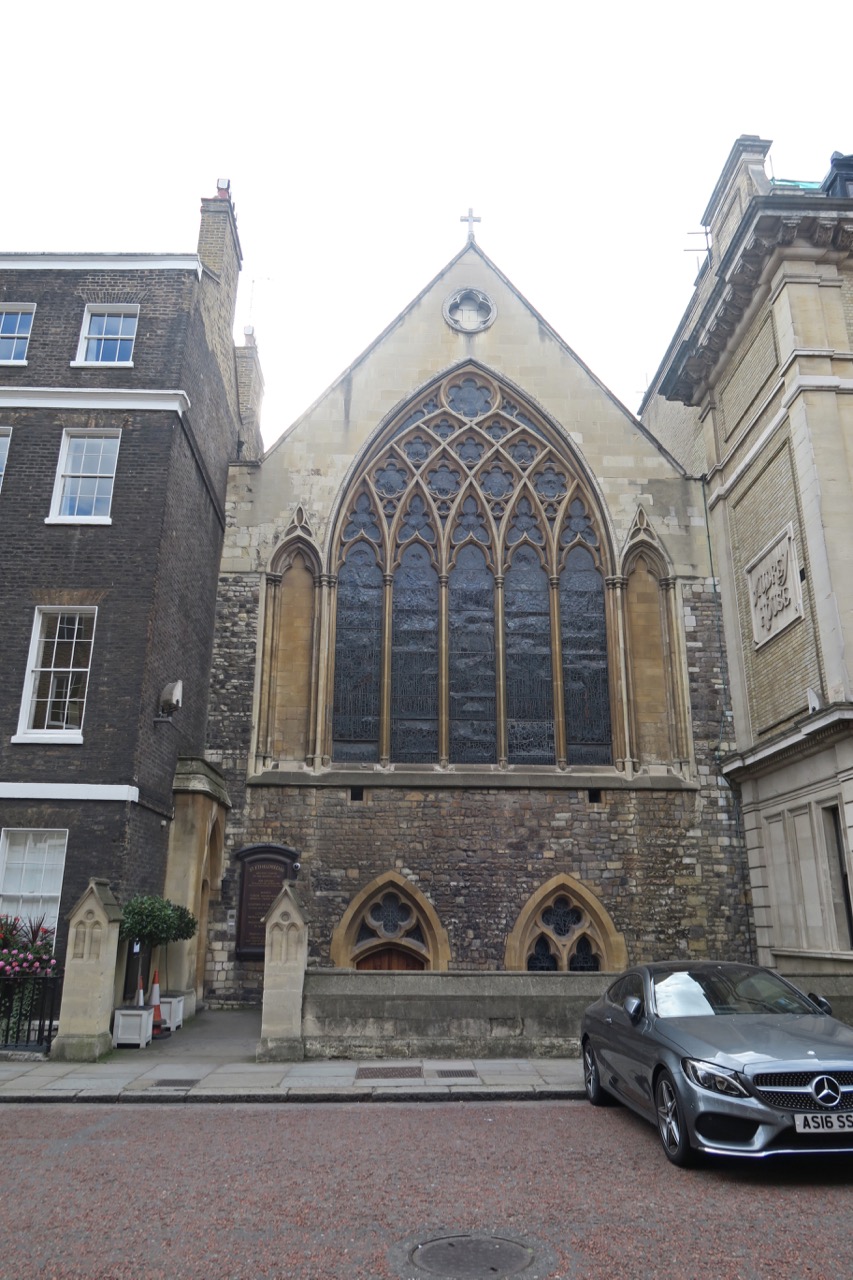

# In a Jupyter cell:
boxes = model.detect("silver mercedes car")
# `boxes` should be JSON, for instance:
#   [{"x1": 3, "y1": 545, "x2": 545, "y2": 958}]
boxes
[{"x1": 581, "y1": 961, "x2": 853, "y2": 1165}]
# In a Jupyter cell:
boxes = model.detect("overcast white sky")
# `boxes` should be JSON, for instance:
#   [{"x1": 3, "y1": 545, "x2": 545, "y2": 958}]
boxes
[{"x1": 6, "y1": 2, "x2": 849, "y2": 447}]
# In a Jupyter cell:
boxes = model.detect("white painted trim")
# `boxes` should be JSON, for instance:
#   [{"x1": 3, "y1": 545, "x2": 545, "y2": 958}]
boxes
[
  {"x1": 0, "y1": 360, "x2": 28, "y2": 367},
  {"x1": 0, "y1": 387, "x2": 190, "y2": 413},
  {"x1": 69, "y1": 361, "x2": 134, "y2": 369},
  {"x1": 48, "y1": 427, "x2": 120, "y2": 523},
  {"x1": 74, "y1": 303, "x2": 138, "y2": 366},
  {"x1": 10, "y1": 731, "x2": 84, "y2": 745},
  {"x1": 0, "y1": 254, "x2": 202, "y2": 278},
  {"x1": 0, "y1": 783, "x2": 140, "y2": 802}
]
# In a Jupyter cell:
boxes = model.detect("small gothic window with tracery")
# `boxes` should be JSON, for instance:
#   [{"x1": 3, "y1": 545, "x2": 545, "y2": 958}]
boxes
[
  {"x1": 351, "y1": 890, "x2": 430, "y2": 970},
  {"x1": 525, "y1": 894, "x2": 602, "y2": 972},
  {"x1": 331, "y1": 367, "x2": 612, "y2": 767}
]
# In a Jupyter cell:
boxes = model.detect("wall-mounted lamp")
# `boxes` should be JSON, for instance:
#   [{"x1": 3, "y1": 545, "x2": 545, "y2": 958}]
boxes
[{"x1": 155, "y1": 680, "x2": 183, "y2": 722}]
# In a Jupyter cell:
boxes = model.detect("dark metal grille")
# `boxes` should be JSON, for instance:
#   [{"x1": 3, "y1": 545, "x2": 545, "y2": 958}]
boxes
[
  {"x1": 355, "y1": 1065, "x2": 423, "y2": 1079},
  {"x1": 561, "y1": 544, "x2": 611, "y2": 765},
  {"x1": 449, "y1": 544, "x2": 496, "y2": 763},
  {"x1": 332, "y1": 543, "x2": 383, "y2": 762},
  {"x1": 436, "y1": 1069, "x2": 478, "y2": 1078},
  {"x1": 0, "y1": 973, "x2": 62, "y2": 1052},
  {"x1": 754, "y1": 1070, "x2": 853, "y2": 1088},
  {"x1": 542, "y1": 898, "x2": 582, "y2": 937},
  {"x1": 505, "y1": 546, "x2": 554, "y2": 764},
  {"x1": 391, "y1": 543, "x2": 439, "y2": 762},
  {"x1": 754, "y1": 1089, "x2": 853, "y2": 1112}
]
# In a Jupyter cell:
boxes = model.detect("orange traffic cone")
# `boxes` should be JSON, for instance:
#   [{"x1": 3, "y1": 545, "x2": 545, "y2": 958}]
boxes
[
  {"x1": 151, "y1": 969, "x2": 170, "y2": 1039},
  {"x1": 135, "y1": 974, "x2": 145, "y2": 1007}
]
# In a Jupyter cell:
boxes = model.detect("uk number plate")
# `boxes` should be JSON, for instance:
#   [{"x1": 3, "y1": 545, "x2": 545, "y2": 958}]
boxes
[{"x1": 794, "y1": 1111, "x2": 853, "y2": 1133}]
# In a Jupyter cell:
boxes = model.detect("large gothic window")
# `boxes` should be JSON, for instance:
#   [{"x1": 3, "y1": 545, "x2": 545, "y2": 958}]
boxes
[{"x1": 331, "y1": 368, "x2": 613, "y2": 767}]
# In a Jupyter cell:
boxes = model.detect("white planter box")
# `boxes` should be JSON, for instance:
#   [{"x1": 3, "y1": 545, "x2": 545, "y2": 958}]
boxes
[
  {"x1": 159, "y1": 995, "x2": 184, "y2": 1031},
  {"x1": 112, "y1": 1006, "x2": 154, "y2": 1048}
]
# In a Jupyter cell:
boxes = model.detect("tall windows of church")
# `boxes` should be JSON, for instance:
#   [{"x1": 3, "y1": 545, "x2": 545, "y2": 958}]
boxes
[
  {"x1": 391, "y1": 543, "x2": 439, "y2": 762},
  {"x1": 560, "y1": 544, "x2": 611, "y2": 765},
  {"x1": 505, "y1": 545, "x2": 554, "y2": 764},
  {"x1": 449, "y1": 543, "x2": 496, "y2": 763},
  {"x1": 331, "y1": 369, "x2": 613, "y2": 767},
  {"x1": 332, "y1": 541, "x2": 383, "y2": 762}
]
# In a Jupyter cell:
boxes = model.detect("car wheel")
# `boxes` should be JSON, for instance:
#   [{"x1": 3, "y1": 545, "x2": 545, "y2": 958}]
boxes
[
  {"x1": 655, "y1": 1069, "x2": 695, "y2": 1167},
  {"x1": 582, "y1": 1039, "x2": 610, "y2": 1106}
]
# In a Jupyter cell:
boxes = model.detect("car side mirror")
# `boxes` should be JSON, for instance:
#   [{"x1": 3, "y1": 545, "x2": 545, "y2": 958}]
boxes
[
  {"x1": 808, "y1": 992, "x2": 833, "y2": 1016},
  {"x1": 624, "y1": 995, "x2": 643, "y2": 1023}
]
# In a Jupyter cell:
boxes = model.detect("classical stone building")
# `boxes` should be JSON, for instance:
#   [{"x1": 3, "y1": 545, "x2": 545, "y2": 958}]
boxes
[
  {"x1": 204, "y1": 226, "x2": 753, "y2": 1039},
  {"x1": 643, "y1": 138, "x2": 853, "y2": 984},
  {"x1": 0, "y1": 183, "x2": 262, "y2": 1011}
]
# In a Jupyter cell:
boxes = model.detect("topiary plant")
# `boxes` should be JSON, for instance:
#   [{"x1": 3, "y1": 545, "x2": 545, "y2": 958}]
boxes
[{"x1": 120, "y1": 896, "x2": 198, "y2": 995}]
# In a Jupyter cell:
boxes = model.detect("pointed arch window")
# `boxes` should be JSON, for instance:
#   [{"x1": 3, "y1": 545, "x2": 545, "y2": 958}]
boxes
[{"x1": 331, "y1": 368, "x2": 613, "y2": 767}]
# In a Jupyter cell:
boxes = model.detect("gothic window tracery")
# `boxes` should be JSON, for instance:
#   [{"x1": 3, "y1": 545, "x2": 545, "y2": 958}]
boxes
[{"x1": 331, "y1": 368, "x2": 613, "y2": 767}]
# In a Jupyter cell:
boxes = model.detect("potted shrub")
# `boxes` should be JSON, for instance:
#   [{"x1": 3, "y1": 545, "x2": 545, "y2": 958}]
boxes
[{"x1": 119, "y1": 896, "x2": 197, "y2": 998}]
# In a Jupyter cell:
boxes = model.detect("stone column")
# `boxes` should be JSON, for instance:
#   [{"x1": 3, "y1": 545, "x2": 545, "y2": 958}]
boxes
[
  {"x1": 51, "y1": 879, "x2": 123, "y2": 1062},
  {"x1": 256, "y1": 885, "x2": 307, "y2": 1062}
]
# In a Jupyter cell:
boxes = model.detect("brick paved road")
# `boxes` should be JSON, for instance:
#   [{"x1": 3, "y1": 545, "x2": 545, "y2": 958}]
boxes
[{"x1": 2, "y1": 1101, "x2": 851, "y2": 1280}]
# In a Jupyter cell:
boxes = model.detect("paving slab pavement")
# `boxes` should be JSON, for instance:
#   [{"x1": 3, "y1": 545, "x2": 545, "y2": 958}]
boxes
[{"x1": 0, "y1": 1006, "x2": 585, "y2": 1103}]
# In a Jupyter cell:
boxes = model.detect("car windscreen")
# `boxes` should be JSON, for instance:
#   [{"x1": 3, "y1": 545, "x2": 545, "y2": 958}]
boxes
[{"x1": 652, "y1": 967, "x2": 817, "y2": 1018}]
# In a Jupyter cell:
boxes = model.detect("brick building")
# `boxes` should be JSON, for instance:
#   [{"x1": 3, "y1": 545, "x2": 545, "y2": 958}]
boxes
[
  {"x1": 0, "y1": 182, "x2": 262, "y2": 1007},
  {"x1": 204, "y1": 226, "x2": 754, "y2": 1042},
  {"x1": 643, "y1": 139, "x2": 853, "y2": 988}
]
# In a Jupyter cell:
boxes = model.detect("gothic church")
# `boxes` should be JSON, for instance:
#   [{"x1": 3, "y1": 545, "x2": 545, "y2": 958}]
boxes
[{"x1": 203, "y1": 229, "x2": 751, "y2": 1026}]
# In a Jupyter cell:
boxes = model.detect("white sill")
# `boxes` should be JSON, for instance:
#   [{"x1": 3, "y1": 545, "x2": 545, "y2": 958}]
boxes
[
  {"x1": 0, "y1": 359, "x2": 28, "y2": 366},
  {"x1": 45, "y1": 516, "x2": 112, "y2": 525},
  {"x1": 11, "y1": 731, "x2": 84, "y2": 745},
  {"x1": 69, "y1": 360, "x2": 134, "y2": 368}
]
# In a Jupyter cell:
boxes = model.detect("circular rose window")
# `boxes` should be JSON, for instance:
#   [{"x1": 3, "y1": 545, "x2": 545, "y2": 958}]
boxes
[{"x1": 442, "y1": 287, "x2": 497, "y2": 334}]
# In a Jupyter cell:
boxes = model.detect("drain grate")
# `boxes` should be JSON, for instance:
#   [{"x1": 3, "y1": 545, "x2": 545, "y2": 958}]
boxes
[
  {"x1": 355, "y1": 1065, "x2": 423, "y2": 1080},
  {"x1": 151, "y1": 1078, "x2": 201, "y2": 1088},
  {"x1": 410, "y1": 1233, "x2": 535, "y2": 1278},
  {"x1": 436, "y1": 1069, "x2": 479, "y2": 1078}
]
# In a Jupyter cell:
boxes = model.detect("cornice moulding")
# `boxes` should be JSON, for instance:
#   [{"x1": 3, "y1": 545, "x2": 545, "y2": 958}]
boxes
[{"x1": 0, "y1": 387, "x2": 191, "y2": 414}]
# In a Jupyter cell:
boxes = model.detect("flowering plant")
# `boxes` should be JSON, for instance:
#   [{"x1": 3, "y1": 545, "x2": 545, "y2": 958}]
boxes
[{"x1": 0, "y1": 915, "x2": 57, "y2": 979}]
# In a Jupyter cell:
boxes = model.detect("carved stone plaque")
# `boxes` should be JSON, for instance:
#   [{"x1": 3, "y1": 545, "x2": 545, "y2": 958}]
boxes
[
  {"x1": 745, "y1": 523, "x2": 803, "y2": 647},
  {"x1": 236, "y1": 846, "x2": 299, "y2": 959}
]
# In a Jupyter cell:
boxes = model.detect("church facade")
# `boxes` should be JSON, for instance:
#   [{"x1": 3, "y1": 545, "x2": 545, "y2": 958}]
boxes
[{"x1": 203, "y1": 237, "x2": 753, "y2": 1015}]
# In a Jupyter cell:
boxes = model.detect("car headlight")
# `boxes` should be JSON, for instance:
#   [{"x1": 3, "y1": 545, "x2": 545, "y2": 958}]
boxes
[{"x1": 682, "y1": 1059, "x2": 749, "y2": 1098}]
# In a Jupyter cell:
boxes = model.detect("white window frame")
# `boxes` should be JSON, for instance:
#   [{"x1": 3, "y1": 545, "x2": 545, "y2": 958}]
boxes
[
  {"x1": 12, "y1": 607, "x2": 98, "y2": 745},
  {"x1": 0, "y1": 427, "x2": 10, "y2": 493},
  {"x1": 0, "y1": 305, "x2": 35, "y2": 365},
  {"x1": 71, "y1": 304, "x2": 138, "y2": 367},
  {"x1": 46, "y1": 429, "x2": 120, "y2": 525},
  {"x1": 0, "y1": 828, "x2": 67, "y2": 935}
]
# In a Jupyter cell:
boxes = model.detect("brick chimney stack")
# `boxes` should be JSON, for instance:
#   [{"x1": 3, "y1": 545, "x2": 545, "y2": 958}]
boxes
[
  {"x1": 235, "y1": 325, "x2": 265, "y2": 460},
  {"x1": 197, "y1": 178, "x2": 243, "y2": 327}
]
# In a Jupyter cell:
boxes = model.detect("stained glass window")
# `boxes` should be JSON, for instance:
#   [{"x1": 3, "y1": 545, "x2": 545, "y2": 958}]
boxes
[
  {"x1": 332, "y1": 543, "x2": 383, "y2": 761},
  {"x1": 331, "y1": 370, "x2": 614, "y2": 769},
  {"x1": 449, "y1": 545, "x2": 496, "y2": 763},
  {"x1": 560, "y1": 545, "x2": 611, "y2": 764},
  {"x1": 505, "y1": 546, "x2": 554, "y2": 764},
  {"x1": 391, "y1": 544, "x2": 439, "y2": 762}
]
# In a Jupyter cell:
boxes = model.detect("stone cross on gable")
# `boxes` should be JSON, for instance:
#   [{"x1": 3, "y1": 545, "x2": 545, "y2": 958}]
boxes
[{"x1": 460, "y1": 208, "x2": 481, "y2": 242}]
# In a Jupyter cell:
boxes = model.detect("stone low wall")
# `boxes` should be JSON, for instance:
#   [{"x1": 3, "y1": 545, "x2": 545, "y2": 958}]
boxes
[
  {"x1": 301, "y1": 971, "x2": 611, "y2": 1059},
  {"x1": 300, "y1": 968, "x2": 853, "y2": 1060}
]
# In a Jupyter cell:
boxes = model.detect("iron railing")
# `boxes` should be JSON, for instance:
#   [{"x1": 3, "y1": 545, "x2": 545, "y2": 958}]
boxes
[{"x1": 0, "y1": 973, "x2": 62, "y2": 1052}]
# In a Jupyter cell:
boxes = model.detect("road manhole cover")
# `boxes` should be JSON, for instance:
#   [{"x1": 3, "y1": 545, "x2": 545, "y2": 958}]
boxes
[
  {"x1": 436, "y1": 1069, "x2": 478, "y2": 1078},
  {"x1": 151, "y1": 1079, "x2": 200, "y2": 1088},
  {"x1": 410, "y1": 1233, "x2": 534, "y2": 1278}
]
